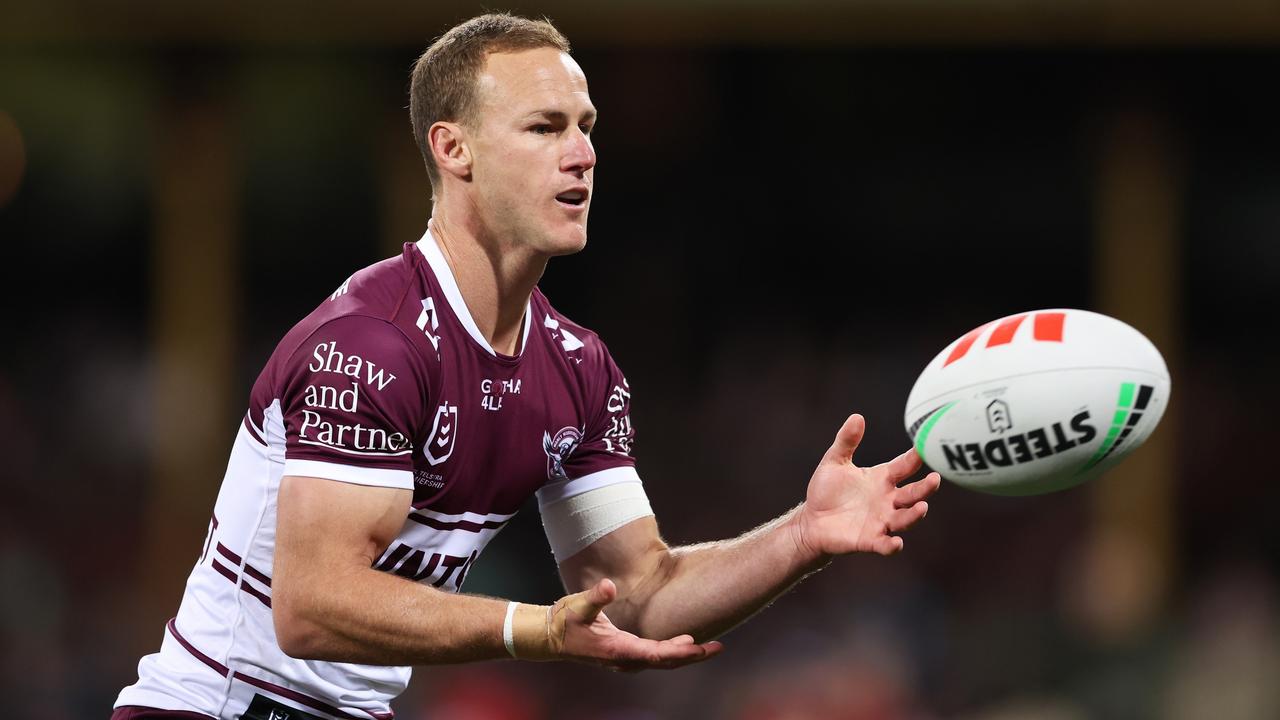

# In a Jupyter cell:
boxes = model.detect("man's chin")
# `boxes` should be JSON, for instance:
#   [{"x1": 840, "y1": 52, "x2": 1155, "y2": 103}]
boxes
[{"x1": 545, "y1": 227, "x2": 589, "y2": 257}]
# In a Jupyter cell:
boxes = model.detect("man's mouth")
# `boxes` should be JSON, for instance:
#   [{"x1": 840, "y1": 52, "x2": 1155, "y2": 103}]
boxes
[{"x1": 555, "y1": 187, "x2": 588, "y2": 207}]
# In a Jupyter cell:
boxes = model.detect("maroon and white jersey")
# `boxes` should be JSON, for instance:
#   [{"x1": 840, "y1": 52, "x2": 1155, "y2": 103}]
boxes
[{"x1": 117, "y1": 230, "x2": 640, "y2": 719}]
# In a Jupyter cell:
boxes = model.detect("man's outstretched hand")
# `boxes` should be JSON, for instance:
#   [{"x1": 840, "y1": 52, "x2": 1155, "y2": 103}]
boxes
[
  {"x1": 512, "y1": 578, "x2": 723, "y2": 671},
  {"x1": 793, "y1": 414, "x2": 941, "y2": 559}
]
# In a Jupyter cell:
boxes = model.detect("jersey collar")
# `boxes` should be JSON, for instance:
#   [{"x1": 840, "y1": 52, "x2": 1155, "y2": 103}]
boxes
[{"x1": 415, "y1": 228, "x2": 532, "y2": 358}]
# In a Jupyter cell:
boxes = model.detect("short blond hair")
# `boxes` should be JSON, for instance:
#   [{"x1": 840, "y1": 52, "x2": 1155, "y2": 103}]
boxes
[{"x1": 409, "y1": 13, "x2": 571, "y2": 190}]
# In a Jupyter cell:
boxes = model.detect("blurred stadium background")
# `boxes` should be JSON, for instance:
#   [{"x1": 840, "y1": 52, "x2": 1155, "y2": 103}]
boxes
[{"x1": 2, "y1": 1, "x2": 1279, "y2": 718}]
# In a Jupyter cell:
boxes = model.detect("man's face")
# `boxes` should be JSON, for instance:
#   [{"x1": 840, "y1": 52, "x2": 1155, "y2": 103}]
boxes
[{"x1": 466, "y1": 47, "x2": 597, "y2": 256}]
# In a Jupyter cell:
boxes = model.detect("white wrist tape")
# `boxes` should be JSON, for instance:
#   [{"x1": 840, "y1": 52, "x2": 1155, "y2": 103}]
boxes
[
  {"x1": 538, "y1": 477, "x2": 654, "y2": 563},
  {"x1": 502, "y1": 601, "x2": 519, "y2": 658}
]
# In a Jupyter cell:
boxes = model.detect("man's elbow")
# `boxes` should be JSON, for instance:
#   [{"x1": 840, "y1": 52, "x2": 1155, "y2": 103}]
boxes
[
  {"x1": 273, "y1": 592, "x2": 329, "y2": 660},
  {"x1": 623, "y1": 546, "x2": 682, "y2": 638},
  {"x1": 275, "y1": 621, "x2": 324, "y2": 660}
]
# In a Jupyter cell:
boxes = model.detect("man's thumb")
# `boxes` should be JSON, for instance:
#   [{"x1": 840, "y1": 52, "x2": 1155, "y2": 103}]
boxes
[{"x1": 567, "y1": 577, "x2": 616, "y2": 621}]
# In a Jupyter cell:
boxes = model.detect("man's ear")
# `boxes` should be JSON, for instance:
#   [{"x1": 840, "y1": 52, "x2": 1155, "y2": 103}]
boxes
[{"x1": 428, "y1": 121, "x2": 472, "y2": 180}]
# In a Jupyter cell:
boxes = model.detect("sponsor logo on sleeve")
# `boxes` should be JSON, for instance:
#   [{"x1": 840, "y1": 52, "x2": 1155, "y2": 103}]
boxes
[
  {"x1": 543, "y1": 426, "x2": 583, "y2": 480},
  {"x1": 424, "y1": 402, "x2": 458, "y2": 466},
  {"x1": 308, "y1": 341, "x2": 397, "y2": 390},
  {"x1": 297, "y1": 409, "x2": 411, "y2": 456},
  {"x1": 602, "y1": 379, "x2": 633, "y2": 456},
  {"x1": 606, "y1": 380, "x2": 630, "y2": 413},
  {"x1": 296, "y1": 340, "x2": 410, "y2": 456}
]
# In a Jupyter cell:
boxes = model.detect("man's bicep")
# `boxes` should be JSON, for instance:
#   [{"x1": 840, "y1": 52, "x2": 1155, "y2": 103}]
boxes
[
  {"x1": 277, "y1": 475, "x2": 410, "y2": 571},
  {"x1": 272, "y1": 476, "x2": 409, "y2": 656},
  {"x1": 538, "y1": 467, "x2": 658, "y2": 588},
  {"x1": 556, "y1": 515, "x2": 667, "y2": 595},
  {"x1": 277, "y1": 316, "x2": 426, "y2": 489}
]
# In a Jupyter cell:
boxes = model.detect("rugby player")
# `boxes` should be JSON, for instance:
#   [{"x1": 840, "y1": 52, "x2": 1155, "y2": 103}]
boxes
[{"x1": 114, "y1": 13, "x2": 940, "y2": 720}]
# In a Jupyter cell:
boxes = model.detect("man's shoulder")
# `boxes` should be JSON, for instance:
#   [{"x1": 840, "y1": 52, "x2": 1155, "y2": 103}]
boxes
[
  {"x1": 532, "y1": 287, "x2": 614, "y2": 366},
  {"x1": 316, "y1": 247, "x2": 417, "y2": 323},
  {"x1": 268, "y1": 247, "x2": 438, "y2": 381}
]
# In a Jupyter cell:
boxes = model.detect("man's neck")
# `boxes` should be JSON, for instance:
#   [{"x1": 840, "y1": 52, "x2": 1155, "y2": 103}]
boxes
[{"x1": 428, "y1": 212, "x2": 547, "y2": 356}]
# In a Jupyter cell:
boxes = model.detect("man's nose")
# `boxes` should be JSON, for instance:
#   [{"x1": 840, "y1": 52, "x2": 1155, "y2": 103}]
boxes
[{"x1": 562, "y1": 129, "x2": 596, "y2": 175}]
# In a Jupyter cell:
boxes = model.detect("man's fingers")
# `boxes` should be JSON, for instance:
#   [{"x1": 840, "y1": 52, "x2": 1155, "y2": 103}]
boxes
[
  {"x1": 887, "y1": 501, "x2": 928, "y2": 533},
  {"x1": 652, "y1": 636, "x2": 722, "y2": 664},
  {"x1": 873, "y1": 535, "x2": 904, "y2": 556},
  {"x1": 893, "y1": 472, "x2": 941, "y2": 508},
  {"x1": 883, "y1": 447, "x2": 924, "y2": 483},
  {"x1": 822, "y1": 414, "x2": 866, "y2": 466},
  {"x1": 610, "y1": 635, "x2": 724, "y2": 671}
]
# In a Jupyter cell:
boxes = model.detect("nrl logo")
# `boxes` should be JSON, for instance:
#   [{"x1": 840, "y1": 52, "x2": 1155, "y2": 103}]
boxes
[
  {"x1": 543, "y1": 426, "x2": 582, "y2": 480},
  {"x1": 987, "y1": 399, "x2": 1013, "y2": 434},
  {"x1": 424, "y1": 402, "x2": 458, "y2": 466}
]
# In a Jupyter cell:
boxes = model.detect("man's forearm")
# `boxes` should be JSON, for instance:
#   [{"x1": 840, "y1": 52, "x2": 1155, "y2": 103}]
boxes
[
  {"x1": 276, "y1": 564, "x2": 720, "y2": 671},
  {"x1": 559, "y1": 417, "x2": 939, "y2": 645},
  {"x1": 273, "y1": 476, "x2": 721, "y2": 671},
  {"x1": 619, "y1": 505, "x2": 827, "y2": 642},
  {"x1": 275, "y1": 565, "x2": 516, "y2": 665}
]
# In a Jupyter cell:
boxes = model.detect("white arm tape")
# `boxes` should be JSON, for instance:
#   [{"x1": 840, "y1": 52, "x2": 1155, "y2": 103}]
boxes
[
  {"x1": 538, "y1": 472, "x2": 654, "y2": 564},
  {"x1": 502, "y1": 601, "x2": 519, "y2": 658}
]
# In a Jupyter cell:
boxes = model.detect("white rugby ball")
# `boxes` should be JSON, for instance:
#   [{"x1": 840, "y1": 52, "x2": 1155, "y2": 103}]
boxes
[{"x1": 904, "y1": 309, "x2": 1170, "y2": 496}]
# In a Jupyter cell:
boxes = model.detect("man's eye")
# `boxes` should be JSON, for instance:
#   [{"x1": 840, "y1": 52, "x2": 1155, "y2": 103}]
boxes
[
  {"x1": 579, "y1": 124, "x2": 593, "y2": 135},
  {"x1": 532, "y1": 125, "x2": 553, "y2": 135}
]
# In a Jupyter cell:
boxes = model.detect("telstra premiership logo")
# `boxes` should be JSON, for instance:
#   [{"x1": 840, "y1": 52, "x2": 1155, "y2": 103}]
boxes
[{"x1": 943, "y1": 312, "x2": 1066, "y2": 367}]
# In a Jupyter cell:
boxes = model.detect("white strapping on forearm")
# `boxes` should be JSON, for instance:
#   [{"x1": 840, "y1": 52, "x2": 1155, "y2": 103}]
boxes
[
  {"x1": 539, "y1": 480, "x2": 654, "y2": 563},
  {"x1": 503, "y1": 601, "x2": 519, "y2": 658}
]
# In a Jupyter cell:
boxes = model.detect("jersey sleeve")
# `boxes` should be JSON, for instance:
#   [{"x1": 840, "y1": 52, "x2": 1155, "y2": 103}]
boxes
[
  {"x1": 537, "y1": 340, "x2": 640, "y2": 505},
  {"x1": 277, "y1": 315, "x2": 426, "y2": 490}
]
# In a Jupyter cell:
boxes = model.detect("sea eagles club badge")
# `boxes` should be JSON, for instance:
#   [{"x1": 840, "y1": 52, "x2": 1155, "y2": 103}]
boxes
[{"x1": 543, "y1": 426, "x2": 582, "y2": 480}]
